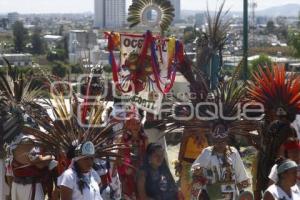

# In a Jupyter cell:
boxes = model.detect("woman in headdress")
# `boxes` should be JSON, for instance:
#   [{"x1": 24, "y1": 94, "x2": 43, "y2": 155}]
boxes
[
  {"x1": 0, "y1": 58, "x2": 48, "y2": 200},
  {"x1": 21, "y1": 93, "x2": 125, "y2": 200},
  {"x1": 58, "y1": 141, "x2": 103, "y2": 200},
  {"x1": 10, "y1": 133, "x2": 57, "y2": 200}
]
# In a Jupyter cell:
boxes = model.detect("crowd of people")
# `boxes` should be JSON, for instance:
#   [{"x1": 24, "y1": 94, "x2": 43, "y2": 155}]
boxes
[{"x1": 0, "y1": 105, "x2": 299, "y2": 200}]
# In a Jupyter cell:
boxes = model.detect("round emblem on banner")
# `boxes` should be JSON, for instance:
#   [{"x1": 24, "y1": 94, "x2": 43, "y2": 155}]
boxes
[{"x1": 141, "y1": 5, "x2": 163, "y2": 28}]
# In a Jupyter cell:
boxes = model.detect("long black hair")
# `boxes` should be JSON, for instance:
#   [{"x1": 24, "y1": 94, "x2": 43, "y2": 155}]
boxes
[
  {"x1": 73, "y1": 161, "x2": 89, "y2": 194},
  {"x1": 266, "y1": 121, "x2": 297, "y2": 169},
  {"x1": 143, "y1": 143, "x2": 177, "y2": 187},
  {"x1": 67, "y1": 146, "x2": 89, "y2": 194},
  {"x1": 144, "y1": 143, "x2": 166, "y2": 167}
]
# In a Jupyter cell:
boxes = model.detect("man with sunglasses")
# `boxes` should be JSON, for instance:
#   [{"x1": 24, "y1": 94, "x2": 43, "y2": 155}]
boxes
[{"x1": 190, "y1": 124, "x2": 250, "y2": 200}]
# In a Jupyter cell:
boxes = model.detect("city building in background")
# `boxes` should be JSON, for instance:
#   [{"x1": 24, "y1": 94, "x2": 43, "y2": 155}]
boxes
[
  {"x1": 0, "y1": 53, "x2": 32, "y2": 67},
  {"x1": 195, "y1": 13, "x2": 206, "y2": 27},
  {"x1": 94, "y1": 0, "x2": 126, "y2": 29},
  {"x1": 7, "y1": 12, "x2": 19, "y2": 27},
  {"x1": 170, "y1": 0, "x2": 181, "y2": 22},
  {"x1": 68, "y1": 30, "x2": 97, "y2": 63},
  {"x1": 43, "y1": 35, "x2": 63, "y2": 49}
]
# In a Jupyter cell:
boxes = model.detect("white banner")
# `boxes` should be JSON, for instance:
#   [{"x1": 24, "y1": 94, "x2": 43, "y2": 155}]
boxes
[{"x1": 116, "y1": 33, "x2": 172, "y2": 114}]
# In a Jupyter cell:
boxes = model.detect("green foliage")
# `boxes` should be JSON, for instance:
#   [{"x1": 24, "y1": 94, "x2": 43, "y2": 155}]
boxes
[
  {"x1": 31, "y1": 27, "x2": 45, "y2": 55},
  {"x1": 249, "y1": 54, "x2": 273, "y2": 75},
  {"x1": 298, "y1": 11, "x2": 300, "y2": 29},
  {"x1": 249, "y1": 47, "x2": 293, "y2": 57},
  {"x1": 183, "y1": 26, "x2": 196, "y2": 44},
  {"x1": 0, "y1": 18, "x2": 8, "y2": 29},
  {"x1": 70, "y1": 64, "x2": 84, "y2": 74},
  {"x1": 51, "y1": 62, "x2": 67, "y2": 78},
  {"x1": 47, "y1": 36, "x2": 68, "y2": 61},
  {"x1": 47, "y1": 49, "x2": 66, "y2": 62},
  {"x1": 103, "y1": 64, "x2": 112, "y2": 73},
  {"x1": 266, "y1": 20, "x2": 275, "y2": 34},
  {"x1": 12, "y1": 21, "x2": 28, "y2": 53},
  {"x1": 58, "y1": 25, "x2": 64, "y2": 36},
  {"x1": 288, "y1": 31, "x2": 300, "y2": 58}
]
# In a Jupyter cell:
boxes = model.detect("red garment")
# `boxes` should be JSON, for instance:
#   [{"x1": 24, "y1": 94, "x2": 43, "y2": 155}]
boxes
[
  {"x1": 101, "y1": 173, "x2": 112, "y2": 186},
  {"x1": 117, "y1": 131, "x2": 147, "y2": 199},
  {"x1": 284, "y1": 141, "x2": 300, "y2": 150},
  {"x1": 12, "y1": 160, "x2": 45, "y2": 178},
  {"x1": 12, "y1": 160, "x2": 49, "y2": 200}
]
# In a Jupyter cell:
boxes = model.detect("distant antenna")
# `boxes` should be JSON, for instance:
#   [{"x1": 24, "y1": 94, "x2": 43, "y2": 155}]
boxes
[{"x1": 249, "y1": 0, "x2": 257, "y2": 47}]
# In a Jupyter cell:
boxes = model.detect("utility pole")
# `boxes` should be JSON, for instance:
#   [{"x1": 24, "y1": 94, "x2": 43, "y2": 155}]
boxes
[{"x1": 243, "y1": 0, "x2": 248, "y2": 80}]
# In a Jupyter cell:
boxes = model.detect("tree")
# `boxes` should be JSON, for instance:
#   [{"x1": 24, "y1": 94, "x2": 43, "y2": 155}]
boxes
[
  {"x1": 55, "y1": 35, "x2": 69, "y2": 59},
  {"x1": 47, "y1": 49, "x2": 66, "y2": 62},
  {"x1": 183, "y1": 26, "x2": 196, "y2": 44},
  {"x1": 70, "y1": 64, "x2": 84, "y2": 74},
  {"x1": 103, "y1": 64, "x2": 112, "y2": 73},
  {"x1": 0, "y1": 18, "x2": 8, "y2": 29},
  {"x1": 298, "y1": 11, "x2": 300, "y2": 29},
  {"x1": 52, "y1": 62, "x2": 67, "y2": 78},
  {"x1": 31, "y1": 27, "x2": 44, "y2": 54},
  {"x1": 289, "y1": 31, "x2": 300, "y2": 58},
  {"x1": 266, "y1": 20, "x2": 275, "y2": 34},
  {"x1": 12, "y1": 21, "x2": 28, "y2": 53},
  {"x1": 58, "y1": 25, "x2": 64, "y2": 36},
  {"x1": 249, "y1": 54, "x2": 273, "y2": 75}
]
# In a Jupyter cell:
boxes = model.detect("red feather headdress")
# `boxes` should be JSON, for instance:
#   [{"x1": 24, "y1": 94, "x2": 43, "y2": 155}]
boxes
[{"x1": 248, "y1": 65, "x2": 300, "y2": 122}]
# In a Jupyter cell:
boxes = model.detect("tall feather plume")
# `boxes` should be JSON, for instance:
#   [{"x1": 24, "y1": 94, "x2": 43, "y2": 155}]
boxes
[
  {"x1": 128, "y1": 0, "x2": 175, "y2": 32},
  {"x1": 22, "y1": 91, "x2": 126, "y2": 163},
  {"x1": 0, "y1": 57, "x2": 43, "y2": 143},
  {"x1": 163, "y1": 75, "x2": 260, "y2": 138},
  {"x1": 248, "y1": 65, "x2": 300, "y2": 122}
]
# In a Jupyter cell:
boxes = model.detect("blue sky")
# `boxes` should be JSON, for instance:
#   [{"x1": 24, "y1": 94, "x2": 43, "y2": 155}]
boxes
[{"x1": 0, "y1": 0, "x2": 300, "y2": 13}]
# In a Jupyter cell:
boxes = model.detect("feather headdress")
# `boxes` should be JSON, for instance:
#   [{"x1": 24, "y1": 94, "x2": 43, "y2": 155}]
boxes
[
  {"x1": 248, "y1": 65, "x2": 300, "y2": 123},
  {"x1": 0, "y1": 58, "x2": 43, "y2": 144},
  {"x1": 128, "y1": 0, "x2": 174, "y2": 31},
  {"x1": 22, "y1": 91, "x2": 126, "y2": 174},
  {"x1": 164, "y1": 72, "x2": 261, "y2": 139}
]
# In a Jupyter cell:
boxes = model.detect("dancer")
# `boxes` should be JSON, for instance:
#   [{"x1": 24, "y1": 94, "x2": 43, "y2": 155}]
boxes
[
  {"x1": 10, "y1": 134, "x2": 56, "y2": 200},
  {"x1": 264, "y1": 159, "x2": 300, "y2": 200},
  {"x1": 191, "y1": 124, "x2": 250, "y2": 200},
  {"x1": 58, "y1": 141, "x2": 103, "y2": 200},
  {"x1": 116, "y1": 108, "x2": 148, "y2": 200}
]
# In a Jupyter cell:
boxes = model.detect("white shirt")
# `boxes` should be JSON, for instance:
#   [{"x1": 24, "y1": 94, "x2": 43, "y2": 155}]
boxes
[
  {"x1": 58, "y1": 168, "x2": 103, "y2": 200},
  {"x1": 265, "y1": 184, "x2": 300, "y2": 200},
  {"x1": 291, "y1": 115, "x2": 300, "y2": 138},
  {"x1": 268, "y1": 164, "x2": 300, "y2": 187},
  {"x1": 191, "y1": 146, "x2": 249, "y2": 200}
]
